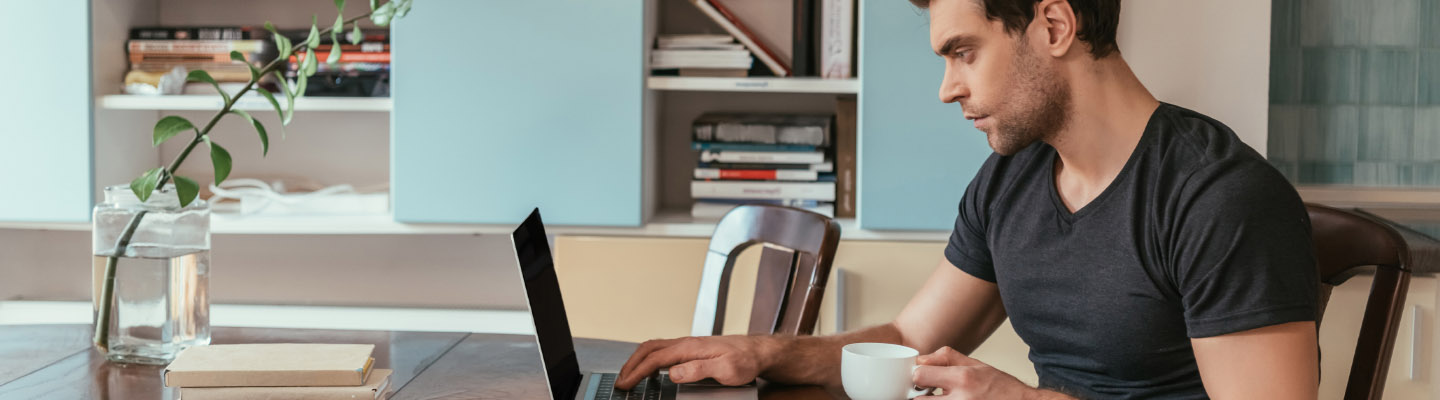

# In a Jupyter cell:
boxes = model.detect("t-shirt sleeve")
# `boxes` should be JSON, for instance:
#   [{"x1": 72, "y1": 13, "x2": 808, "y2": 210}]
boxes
[
  {"x1": 1169, "y1": 162, "x2": 1319, "y2": 338},
  {"x1": 945, "y1": 156, "x2": 1000, "y2": 282}
]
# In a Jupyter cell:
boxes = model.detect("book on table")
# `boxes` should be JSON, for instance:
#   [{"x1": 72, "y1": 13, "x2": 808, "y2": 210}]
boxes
[
  {"x1": 179, "y1": 369, "x2": 393, "y2": 400},
  {"x1": 164, "y1": 343, "x2": 376, "y2": 387}
]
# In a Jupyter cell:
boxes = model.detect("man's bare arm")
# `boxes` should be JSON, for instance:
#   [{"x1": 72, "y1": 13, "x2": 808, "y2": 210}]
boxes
[
  {"x1": 616, "y1": 258, "x2": 1006, "y2": 389},
  {"x1": 1192, "y1": 321, "x2": 1319, "y2": 399}
]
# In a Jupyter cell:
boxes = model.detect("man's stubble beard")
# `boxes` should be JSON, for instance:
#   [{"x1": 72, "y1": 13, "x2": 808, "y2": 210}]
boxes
[{"x1": 986, "y1": 41, "x2": 1073, "y2": 156}]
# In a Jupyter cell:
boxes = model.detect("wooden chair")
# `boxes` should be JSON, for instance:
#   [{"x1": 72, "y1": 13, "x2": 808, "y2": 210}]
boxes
[
  {"x1": 1308, "y1": 204, "x2": 1411, "y2": 400},
  {"x1": 690, "y1": 205, "x2": 842, "y2": 337}
]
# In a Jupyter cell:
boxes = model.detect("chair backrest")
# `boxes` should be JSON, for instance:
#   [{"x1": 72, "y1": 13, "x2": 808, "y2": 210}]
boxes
[
  {"x1": 691, "y1": 205, "x2": 842, "y2": 337},
  {"x1": 1307, "y1": 204, "x2": 1411, "y2": 400}
]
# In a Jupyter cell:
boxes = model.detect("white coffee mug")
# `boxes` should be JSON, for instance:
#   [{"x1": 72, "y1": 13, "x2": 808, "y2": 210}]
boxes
[{"x1": 841, "y1": 343, "x2": 932, "y2": 400}]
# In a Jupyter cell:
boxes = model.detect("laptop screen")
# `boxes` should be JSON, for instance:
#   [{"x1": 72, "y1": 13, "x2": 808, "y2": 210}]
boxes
[{"x1": 511, "y1": 208, "x2": 583, "y2": 400}]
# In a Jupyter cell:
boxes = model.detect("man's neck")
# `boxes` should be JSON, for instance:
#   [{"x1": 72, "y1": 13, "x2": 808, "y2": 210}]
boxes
[{"x1": 1047, "y1": 55, "x2": 1159, "y2": 210}]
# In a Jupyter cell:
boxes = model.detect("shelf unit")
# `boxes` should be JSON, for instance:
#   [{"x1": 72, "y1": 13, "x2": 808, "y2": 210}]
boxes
[
  {"x1": 646, "y1": 76, "x2": 858, "y2": 94},
  {"x1": 99, "y1": 95, "x2": 392, "y2": 112},
  {"x1": 0, "y1": 212, "x2": 947, "y2": 241}
]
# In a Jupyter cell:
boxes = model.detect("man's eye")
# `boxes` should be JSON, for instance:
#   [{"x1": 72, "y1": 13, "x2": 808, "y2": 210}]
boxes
[{"x1": 954, "y1": 50, "x2": 970, "y2": 59}]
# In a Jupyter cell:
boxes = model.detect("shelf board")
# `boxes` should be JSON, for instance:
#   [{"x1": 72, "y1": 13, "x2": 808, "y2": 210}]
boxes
[
  {"x1": 646, "y1": 76, "x2": 859, "y2": 94},
  {"x1": 98, "y1": 94, "x2": 392, "y2": 112},
  {"x1": 0, "y1": 211, "x2": 948, "y2": 241}
]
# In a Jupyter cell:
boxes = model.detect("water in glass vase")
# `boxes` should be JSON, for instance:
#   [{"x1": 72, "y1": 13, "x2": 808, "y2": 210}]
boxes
[{"x1": 92, "y1": 246, "x2": 211, "y2": 365}]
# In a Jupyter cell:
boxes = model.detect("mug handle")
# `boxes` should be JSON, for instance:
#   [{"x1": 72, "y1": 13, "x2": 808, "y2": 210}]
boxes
[{"x1": 908, "y1": 365, "x2": 934, "y2": 398}]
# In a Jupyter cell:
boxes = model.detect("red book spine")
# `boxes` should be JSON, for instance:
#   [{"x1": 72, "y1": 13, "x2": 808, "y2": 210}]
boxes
[
  {"x1": 288, "y1": 51, "x2": 391, "y2": 63},
  {"x1": 718, "y1": 169, "x2": 778, "y2": 180}
]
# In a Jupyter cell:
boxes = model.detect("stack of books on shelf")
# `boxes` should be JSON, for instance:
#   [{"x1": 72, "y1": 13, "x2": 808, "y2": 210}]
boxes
[
  {"x1": 164, "y1": 344, "x2": 392, "y2": 400},
  {"x1": 652, "y1": 34, "x2": 753, "y2": 77},
  {"x1": 283, "y1": 29, "x2": 391, "y2": 97},
  {"x1": 690, "y1": 113, "x2": 836, "y2": 219},
  {"x1": 124, "y1": 26, "x2": 276, "y2": 95}
]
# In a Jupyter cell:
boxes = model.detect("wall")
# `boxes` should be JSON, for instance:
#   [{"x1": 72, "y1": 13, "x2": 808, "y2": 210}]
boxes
[
  {"x1": 1118, "y1": 0, "x2": 1273, "y2": 153},
  {"x1": 1267, "y1": 0, "x2": 1440, "y2": 187}
]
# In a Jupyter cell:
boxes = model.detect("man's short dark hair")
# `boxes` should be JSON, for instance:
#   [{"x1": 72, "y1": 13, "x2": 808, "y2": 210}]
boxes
[{"x1": 910, "y1": 0, "x2": 1120, "y2": 58}]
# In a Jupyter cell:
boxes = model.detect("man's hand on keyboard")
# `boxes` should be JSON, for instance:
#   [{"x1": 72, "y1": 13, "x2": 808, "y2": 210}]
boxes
[{"x1": 615, "y1": 335, "x2": 779, "y2": 390}]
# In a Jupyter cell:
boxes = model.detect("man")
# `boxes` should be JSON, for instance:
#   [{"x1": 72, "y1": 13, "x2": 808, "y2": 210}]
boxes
[{"x1": 618, "y1": 0, "x2": 1320, "y2": 398}]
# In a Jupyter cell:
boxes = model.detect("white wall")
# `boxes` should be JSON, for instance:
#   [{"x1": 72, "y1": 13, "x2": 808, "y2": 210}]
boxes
[{"x1": 1118, "y1": 0, "x2": 1272, "y2": 154}]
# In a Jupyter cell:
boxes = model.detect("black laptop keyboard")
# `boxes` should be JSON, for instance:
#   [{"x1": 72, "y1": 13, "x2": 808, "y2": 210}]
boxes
[{"x1": 592, "y1": 372, "x2": 676, "y2": 400}]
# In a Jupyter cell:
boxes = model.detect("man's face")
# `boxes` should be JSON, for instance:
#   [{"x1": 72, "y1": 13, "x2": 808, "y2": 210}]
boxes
[{"x1": 930, "y1": 0, "x2": 1071, "y2": 155}]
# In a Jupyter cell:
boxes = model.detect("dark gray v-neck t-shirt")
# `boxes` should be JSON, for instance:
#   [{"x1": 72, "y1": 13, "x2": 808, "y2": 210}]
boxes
[{"x1": 945, "y1": 103, "x2": 1318, "y2": 399}]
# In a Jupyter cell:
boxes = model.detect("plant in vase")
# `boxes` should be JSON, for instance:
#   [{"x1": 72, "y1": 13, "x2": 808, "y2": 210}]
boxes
[{"x1": 92, "y1": 0, "x2": 412, "y2": 364}]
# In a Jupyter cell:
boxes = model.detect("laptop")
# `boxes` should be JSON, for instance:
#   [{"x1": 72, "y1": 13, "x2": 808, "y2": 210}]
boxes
[{"x1": 510, "y1": 208, "x2": 760, "y2": 400}]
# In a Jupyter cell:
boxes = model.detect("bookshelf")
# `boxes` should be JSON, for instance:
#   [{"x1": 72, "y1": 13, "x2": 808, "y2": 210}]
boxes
[
  {"x1": 99, "y1": 95, "x2": 393, "y2": 112},
  {"x1": 646, "y1": 76, "x2": 859, "y2": 94},
  {"x1": 0, "y1": 212, "x2": 948, "y2": 241}
]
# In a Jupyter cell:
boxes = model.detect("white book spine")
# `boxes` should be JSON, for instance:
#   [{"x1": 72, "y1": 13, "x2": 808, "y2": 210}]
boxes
[
  {"x1": 691, "y1": 202, "x2": 835, "y2": 218},
  {"x1": 820, "y1": 0, "x2": 855, "y2": 79},
  {"x1": 691, "y1": 181, "x2": 837, "y2": 201},
  {"x1": 700, "y1": 150, "x2": 826, "y2": 164}
]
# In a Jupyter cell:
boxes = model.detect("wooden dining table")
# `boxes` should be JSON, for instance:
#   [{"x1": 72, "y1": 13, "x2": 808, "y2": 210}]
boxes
[{"x1": 0, "y1": 324, "x2": 839, "y2": 399}]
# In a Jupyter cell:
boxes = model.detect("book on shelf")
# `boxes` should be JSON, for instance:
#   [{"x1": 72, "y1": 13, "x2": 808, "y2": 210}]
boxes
[
  {"x1": 820, "y1": 0, "x2": 857, "y2": 79},
  {"x1": 692, "y1": 200, "x2": 833, "y2": 219},
  {"x1": 131, "y1": 26, "x2": 261, "y2": 40},
  {"x1": 695, "y1": 168, "x2": 819, "y2": 181},
  {"x1": 684, "y1": 0, "x2": 790, "y2": 77},
  {"x1": 128, "y1": 40, "x2": 267, "y2": 55},
  {"x1": 700, "y1": 150, "x2": 826, "y2": 164},
  {"x1": 698, "y1": 161, "x2": 834, "y2": 172},
  {"x1": 677, "y1": 68, "x2": 749, "y2": 77},
  {"x1": 288, "y1": 51, "x2": 392, "y2": 64},
  {"x1": 692, "y1": 113, "x2": 832, "y2": 146},
  {"x1": 179, "y1": 369, "x2": 393, "y2": 400},
  {"x1": 834, "y1": 95, "x2": 857, "y2": 217},
  {"x1": 692, "y1": 180, "x2": 836, "y2": 201},
  {"x1": 791, "y1": 0, "x2": 819, "y2": 77},
  {"x1": 658, "y1": 34, "x2": 745, "y2": 50},
  {"x1": 691, "y1": 142, "x2": 818, "y2": 152},
  {"x1": 651, "y1": 49, "x2": 753, "y2": 69}
]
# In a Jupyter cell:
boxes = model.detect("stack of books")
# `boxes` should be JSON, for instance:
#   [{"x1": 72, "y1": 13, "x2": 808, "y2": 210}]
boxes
[
  {"x1": 284, "y1": 29, "x2": 391, "y2": 97},
  {"x1": 164, "y1": 344, "x2": 392, "y2": 400},
  {"x1": 652, "y1": 34, "x2": 753, "y2": 77},
  {"x1": 124, "y1": 26, "x2": 275, "y2": 95},
  {"x1": 690, "y1": 113, "x2": 836, "y2": 218}
]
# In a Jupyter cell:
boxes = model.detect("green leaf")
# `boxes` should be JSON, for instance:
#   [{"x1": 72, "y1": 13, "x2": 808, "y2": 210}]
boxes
[
  {"x1": 152, "y1": 116, "x2": 194, "y2": 147},
  {"x1": 187, "y1": 70, "x2": 231, "y2": 105},
  {"x1": 370, "y1": 0, "x2": 378, "y2": 10},
  {"x1": 174, "y1": 175, "x2": 200, "y2": 208},
  {"x1": 395, "y1": 0, "x2": 412, "y2": 18},
  {"x1": 306, "y1": 16, "x2": 321, "y2": 48},
  {"x1": 205, "y1": 138, "x2": 233, "y2": 185},
  {"x1": 327, "y1": 35, "x2": 342, "y2": 64},
  {"x1": 303, "y1": 49, "x2": 319, "y2": 77},
  {"x1": 130, "y1": 167, "x2": 164, "y2": 202},
  {"x1": 257, "y1": 89, "x2": 288, "y2": 128},
  {"x1": 265, "y1": 21, "x2": 277, "y2": 34},
  {"x1": 371, "y1": 2, "x2": 395, "y2": 26},
  {"x1": 229, "y1": 50, "x2": 245, "y2": 63},
  {"x1": 350, "y1": 23, "x2": 362, "y2": 45},
  {"x1": 231, "y1": 51, "x2": 261, "y2": 80},
  {"x1": 229, "y1": 110, "x2": 270, "y2": 156},
  {"x1": 274, "y1": 34, "x2": 293, "y2": 60},
  {"x1": 272, "y1": 71, "x2": 297, "y2": 123},
  {"x1": 295, "y1": 71, "x2": 309, "y2": 97},
  {"x1": 335, "y1": 0, "x2": 345, "y2": 11}
]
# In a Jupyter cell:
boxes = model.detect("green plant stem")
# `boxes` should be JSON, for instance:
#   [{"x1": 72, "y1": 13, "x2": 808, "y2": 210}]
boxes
[{"x1": 93, "y1": 9, "x2": 379, "y2": 355}]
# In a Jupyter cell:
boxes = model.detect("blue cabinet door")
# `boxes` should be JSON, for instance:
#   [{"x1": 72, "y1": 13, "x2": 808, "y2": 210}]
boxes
[
  {"x1": 392, "y1": 0, "x2": 645, "y2": 226},
  {"x1": 858, "y1": 0, "x2": 990, "y2": 231},
  {"x1": 0, "y1": 0, "x2": 93, "y2": 222}
]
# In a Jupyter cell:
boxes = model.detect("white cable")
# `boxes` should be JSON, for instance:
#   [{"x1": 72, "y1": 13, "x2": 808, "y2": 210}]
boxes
[{"x1": 209, "y1": 179, "x2": 362, "y2": 215}]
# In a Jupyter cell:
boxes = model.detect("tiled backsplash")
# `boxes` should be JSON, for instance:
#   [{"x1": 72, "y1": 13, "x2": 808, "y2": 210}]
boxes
[{"x1": 1269, "y1": 0, "x2": 1440, "y2": 186}]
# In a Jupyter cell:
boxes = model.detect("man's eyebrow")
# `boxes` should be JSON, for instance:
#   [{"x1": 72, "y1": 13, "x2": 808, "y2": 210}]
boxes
[{"x1": 934, "y1": 34, "x2": 979, "y2": 57}]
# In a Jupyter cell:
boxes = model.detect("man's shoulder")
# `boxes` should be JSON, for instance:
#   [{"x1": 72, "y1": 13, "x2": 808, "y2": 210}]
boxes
[{"x1": 1147, "y1": 104, "x2": 1302, "y2": 218}]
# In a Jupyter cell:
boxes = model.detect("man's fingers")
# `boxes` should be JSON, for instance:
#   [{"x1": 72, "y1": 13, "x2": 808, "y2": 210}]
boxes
[
  {"x1": 916, "y1": 346, "x2": 978, "y2": 367},
  {"x1": 617, "y1": 343, "x2": 695, "y2": 389},
  {"x1": 912, "y1": 365, "x2": 959, "y2": 390},
  {"x1": 669, "y1": 359, "x2": 749, "y2": 386},
  {"x1": 617, "y1": 338, "x2": 679, "y2": 389}
]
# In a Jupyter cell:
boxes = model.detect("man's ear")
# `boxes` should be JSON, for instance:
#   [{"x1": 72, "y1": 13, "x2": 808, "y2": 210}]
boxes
[{"x1": 1034, "y1": 0, "x2": 1077, "y2": 58}]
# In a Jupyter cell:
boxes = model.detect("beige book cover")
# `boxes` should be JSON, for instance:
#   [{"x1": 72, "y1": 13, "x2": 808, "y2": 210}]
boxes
[
  {"x1": 164, "y1": 344, "x2": 376, "y2": 388},
  {"x1": 179, "y1": 369, "x2": 393, "y2": 400}
]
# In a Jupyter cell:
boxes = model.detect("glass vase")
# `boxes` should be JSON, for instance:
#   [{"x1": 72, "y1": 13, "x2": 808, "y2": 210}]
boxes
[{"x1": 92, "y1": 184, "x2": 211, "y2": 365}]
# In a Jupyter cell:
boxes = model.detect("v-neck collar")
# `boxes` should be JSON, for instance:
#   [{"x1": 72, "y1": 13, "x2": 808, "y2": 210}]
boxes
[{"x1": 1046, "y1": 103, "x2": 1166, "y2": 223}]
